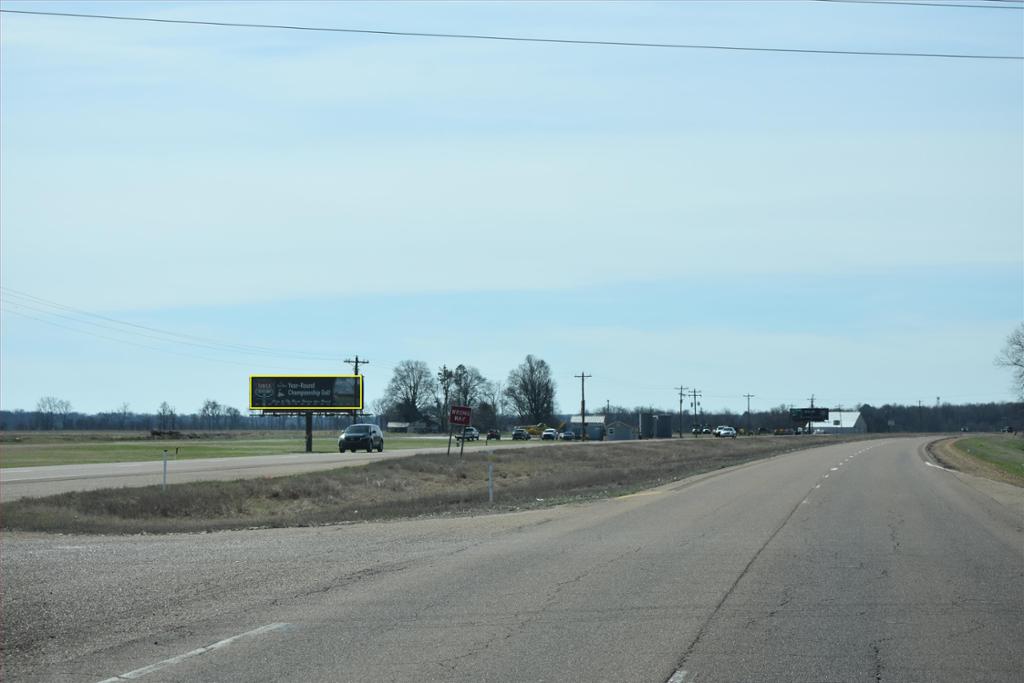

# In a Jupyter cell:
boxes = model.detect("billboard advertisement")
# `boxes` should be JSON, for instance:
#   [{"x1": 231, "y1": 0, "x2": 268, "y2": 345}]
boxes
[
  {"x1": 790, "y1": 407, "x2": 829, "y2": 423},
  {"x1": 249, "y1": 375, "x2": 363, "y2": 411}
]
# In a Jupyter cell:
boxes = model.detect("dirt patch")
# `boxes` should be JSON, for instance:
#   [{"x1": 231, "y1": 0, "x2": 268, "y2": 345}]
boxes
[{"x1": 928, "y1": 437, "x2": 1024, "y2": 488}]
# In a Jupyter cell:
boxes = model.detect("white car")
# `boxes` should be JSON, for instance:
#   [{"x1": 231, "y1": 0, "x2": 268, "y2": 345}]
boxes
[
  {"x1": 713, "y1": 426, "x2": 737, "y2": 438},
  {"x1": 541, "y1": 428, "x2": 558, "y2": 440}
]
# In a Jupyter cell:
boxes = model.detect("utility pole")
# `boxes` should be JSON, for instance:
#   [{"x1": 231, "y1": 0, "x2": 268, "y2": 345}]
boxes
[
  {"x1": 807, "y1": 394, "x2": 815, "y2": 408},
  {"x1": 689, "y1": 388, "x2": 702, "y2": 435},
  {"x1": 344, "y1": 355, "x2": 368, "y2": 376},
  {"x1": 675, "y1": 386, "x2": 688, "y2": 438},
  {"x1": 344, "y1": 355, "x2": 369, "y2": 423},
  {"x1": 574, "y1": 372, "x2": 591, "y2": 440},
  {"x1": 744, "y1": 394, "x2": 755, "y2": 435}
]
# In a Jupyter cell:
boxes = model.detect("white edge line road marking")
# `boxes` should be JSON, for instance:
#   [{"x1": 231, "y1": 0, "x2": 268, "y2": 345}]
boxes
[
  {"x1": 95, "y1": 623, "x2": 289, "y2": 682},
  {"x1": 667, "y1": 669, "x2": 691, "y2": 683},
  {"x1": 924, "y1": 461, "x2": 955, "y2": 473}
]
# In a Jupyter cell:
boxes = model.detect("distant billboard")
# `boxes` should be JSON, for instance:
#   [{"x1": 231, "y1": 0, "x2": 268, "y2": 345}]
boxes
[
  {"x1": 790, "y1": 407, "x2": 829, "y2": 423},
  {"x1": 249, "y1": 375, "x2": 363, "y2": 411}
]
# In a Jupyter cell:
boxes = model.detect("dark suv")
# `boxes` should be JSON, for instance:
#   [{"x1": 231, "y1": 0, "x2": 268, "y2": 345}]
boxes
[{"x1": 338, "y1": 424, "x2": 384, "y2": 453}]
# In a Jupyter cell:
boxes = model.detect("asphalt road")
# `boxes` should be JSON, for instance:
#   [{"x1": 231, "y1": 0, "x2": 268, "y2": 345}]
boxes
[
  {"x1": 0, "y1": 439, "x2": 547, "y2": 501},
  {"x1": 4, "y1": 437, "x2": 1022, "y2": 682}
]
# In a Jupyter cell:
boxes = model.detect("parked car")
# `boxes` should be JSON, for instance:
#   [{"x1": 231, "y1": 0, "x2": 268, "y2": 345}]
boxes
[
  {"x1": 714, "y1": 426, "x2": 737, "y2": 438},
  {"x1": 461, "y1": 426, "x2": 480, "y2": 441},
  {"x1": 512, "y1": 428, "x2": 531, "y2": 440},
  {"x1": 541, "y1": 428, "x2": 558, "y2": 440},
  {"x1": 486, "y1": 429, "x2": 501, "y2": 440},
  {"x1": 559, "y1": 430, "x2": 575, "y2": 440},
  {"x1": 338, "y1": 423, "x2": 384, "y2": 453}
]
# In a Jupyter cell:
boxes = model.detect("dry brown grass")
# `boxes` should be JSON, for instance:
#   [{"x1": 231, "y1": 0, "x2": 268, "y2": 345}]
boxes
[{"x1": 2, "y1": 435, "x2": 880, "y2": 534}]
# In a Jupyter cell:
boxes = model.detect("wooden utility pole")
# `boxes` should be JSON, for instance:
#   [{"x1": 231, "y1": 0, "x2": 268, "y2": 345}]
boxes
[
  {"x1": 344, "y1": 355, "x2": 369, "y2": 423},
  {"x1": 675, "y1": 385, "x2": 688, "y2": 437},
  {"x1": 574, "y1": 372, "x2": 592, "y2": 440}
]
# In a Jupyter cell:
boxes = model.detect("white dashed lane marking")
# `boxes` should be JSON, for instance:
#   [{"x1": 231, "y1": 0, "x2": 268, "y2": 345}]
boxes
[{"x1": 95, "y1": 623, "x2": 290, "y2": 682}]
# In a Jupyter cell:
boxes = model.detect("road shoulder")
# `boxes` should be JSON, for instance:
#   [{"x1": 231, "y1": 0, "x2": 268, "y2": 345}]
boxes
[{"x1": 926, "y1": 437, "x2": 1024, "y2": 512}]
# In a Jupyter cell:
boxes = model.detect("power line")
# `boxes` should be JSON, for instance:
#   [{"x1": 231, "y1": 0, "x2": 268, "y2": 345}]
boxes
[
  {"x1": 2, "y1": 308, "x2": 299, "y2": 370},
  {"x1": 816, "y1": 0, "x2": 1023, "y2": 9},
  {"x1": 0, "y1": 9, "x2": 1019, "y2": 60},
  {"x1": 0, "y1": 287, "x2": 341, "y2": 361}
]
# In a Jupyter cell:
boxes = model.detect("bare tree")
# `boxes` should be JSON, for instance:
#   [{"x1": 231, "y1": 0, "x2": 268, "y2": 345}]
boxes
[
  {"x1": 36, "y1": 396, "x2": 71, "y2": 430},
  {"x1": 200, "y1": 399, "x2": 222, "y2": 430},
  {"x1": 118, "y1": 402, "x2": 132, "y2": 429},
  {"x1": 485, "y1": 380, "x2": 506, "y2": 417},
  {"x1": 451, "y1": 364, "x2": 489, "y2": 408},
  {"x1": 996, "y1": 323, "x2": 1024, "y2": 399},
  {"x1": 55, "y1": 399, "x2": 72, "y2": 429},
  {"x1": 435, "y1": 365, "x2": 455, "y2": 431},
  {"x1": 225, "y1": 406, "x2": 242, "y2": 429},
  {"x1": 157, "y1": 402, "x2": 176, "y2": 430},
  {"x1": 504, "y1": 355, "x2": 557, "y2": 424},
  {"x1": 383, "y1": 360, "x2": 437, "y2": 421}
]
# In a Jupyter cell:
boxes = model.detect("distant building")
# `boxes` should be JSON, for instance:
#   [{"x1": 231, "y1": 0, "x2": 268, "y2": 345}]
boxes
[
  {"x1": 808, "y1": 411, "x2": 867, "y2": 434},
  {"x1": 569, "y1": 415, "x2": 606, "y2": 440},
  {"x1": 386, "y1": 421, "x2": 411, "y2": 433},
  {"x1": 606, "y1": 421, "x2": 636, "y2": 441}
]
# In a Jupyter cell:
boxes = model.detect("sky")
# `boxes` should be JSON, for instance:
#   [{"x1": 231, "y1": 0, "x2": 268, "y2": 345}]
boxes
[{"x1": 1, "y1": 0, "x2": 1022, "y2": 417}]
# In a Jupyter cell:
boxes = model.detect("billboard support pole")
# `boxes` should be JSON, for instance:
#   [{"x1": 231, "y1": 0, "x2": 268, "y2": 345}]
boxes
[{"x1": 305, "y1": 413, "x2": 313, "y2": 453}]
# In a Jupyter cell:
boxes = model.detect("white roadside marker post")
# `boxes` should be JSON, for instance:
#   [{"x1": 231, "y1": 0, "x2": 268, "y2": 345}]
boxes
[{"x1": 488, "y1": 462, "x2": 494, "y2": 504}]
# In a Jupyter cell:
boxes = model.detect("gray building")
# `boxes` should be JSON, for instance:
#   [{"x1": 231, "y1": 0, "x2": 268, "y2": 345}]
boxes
[
  {"x1": 606, "y1": 421, "x2": 636, "y2": 441},
  {"x1": 569, "y1": 415, "x2": 606, "y2": 440}
]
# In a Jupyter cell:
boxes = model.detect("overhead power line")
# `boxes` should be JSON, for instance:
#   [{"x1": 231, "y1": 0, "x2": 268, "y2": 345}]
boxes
[
  {"x1": 816, "y1": 0, "x2": 1023, "y2": 9},
  {"x1": 0, "y1": 9, "x2": 1020, "y2": 60},
  {"x1": 0, "y1": 287, "x2": 341, "y2": 362}
]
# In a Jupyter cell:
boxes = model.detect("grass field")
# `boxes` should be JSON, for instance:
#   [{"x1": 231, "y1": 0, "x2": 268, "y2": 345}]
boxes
[
  {"x1": 952, "y1": 435, "x2": 1024, "y2": 480},
  {"x1": 0, "y1": 431, "x2": 514, "y2": 468},
  {"x1": 0, "y1": 434, "x2": 882, "y2": 535}
]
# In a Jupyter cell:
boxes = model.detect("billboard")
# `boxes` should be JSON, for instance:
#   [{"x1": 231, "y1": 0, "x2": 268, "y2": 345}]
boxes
[
  {"x1": 249, "y1": 375, "x2": 363, "y2": 411},
  {"x1": 790, "y1": 407, "x2": 829, "y2": 423}
]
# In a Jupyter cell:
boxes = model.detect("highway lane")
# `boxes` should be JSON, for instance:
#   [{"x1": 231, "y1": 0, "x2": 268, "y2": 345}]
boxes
[
  {"x1": 0, "y1": 439, "x2": 547, "y2": 501},
  {"x1": 4, "y1": 437, "x2": 1021, "y2": 682}
]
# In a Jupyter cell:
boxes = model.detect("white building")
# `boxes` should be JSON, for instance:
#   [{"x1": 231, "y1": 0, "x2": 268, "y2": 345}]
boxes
[{"x1": 808, "y1": 411, "x2": 867, "y2": 434}]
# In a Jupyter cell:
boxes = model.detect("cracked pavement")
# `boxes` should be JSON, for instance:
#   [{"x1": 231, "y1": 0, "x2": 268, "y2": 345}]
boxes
[{"x1": 4, "y1": 437, "x2": 1022, "y2": 682}]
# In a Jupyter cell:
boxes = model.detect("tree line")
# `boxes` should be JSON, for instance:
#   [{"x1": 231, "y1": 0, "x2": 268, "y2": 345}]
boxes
[
  {"x1": 374, "y1": 354, "x2": 557, "y2": 431},
  {"x1": 2, "y1": 397, "x2": 1018, "y2": 435}
]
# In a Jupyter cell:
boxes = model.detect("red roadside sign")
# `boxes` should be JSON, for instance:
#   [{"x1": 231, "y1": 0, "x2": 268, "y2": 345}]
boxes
[{"x1": 449, "y1": 405, "x2": 472, "y2": 426}]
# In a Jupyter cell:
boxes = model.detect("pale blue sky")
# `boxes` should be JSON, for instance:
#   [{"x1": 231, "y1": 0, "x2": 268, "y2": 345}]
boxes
[{"x1": 1, "y1": 0, "x2": 1021, "y2": 416}]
